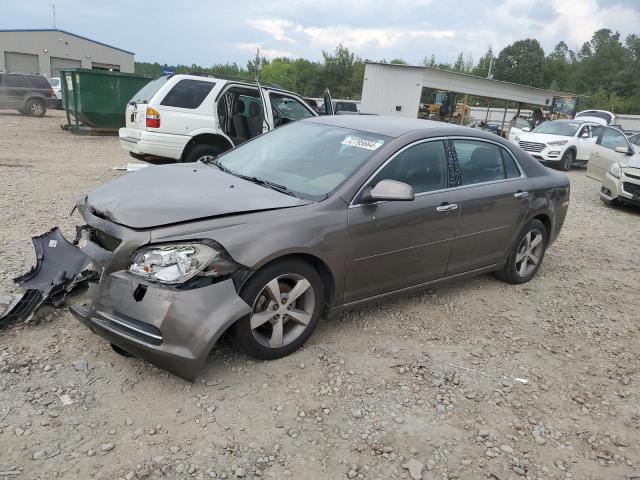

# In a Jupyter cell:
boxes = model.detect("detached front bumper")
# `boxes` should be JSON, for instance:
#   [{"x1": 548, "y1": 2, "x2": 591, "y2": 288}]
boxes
[{"x1": 70, "y1": 273, "x2": 251, "y2": 381}]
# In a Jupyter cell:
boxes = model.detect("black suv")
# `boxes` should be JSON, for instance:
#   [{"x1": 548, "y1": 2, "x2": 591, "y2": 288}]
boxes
[{"x1": 0, "y1": 73, "x2": 60, "y2": 117}]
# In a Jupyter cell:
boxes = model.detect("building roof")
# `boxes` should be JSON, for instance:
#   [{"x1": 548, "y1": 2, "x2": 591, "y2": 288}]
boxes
[
  {"x1": 0, "y1": 29, "x2": 134, "y2": 55},
  {"x1": 364, "y1": 61, "x2": 584, "y2": 106}
]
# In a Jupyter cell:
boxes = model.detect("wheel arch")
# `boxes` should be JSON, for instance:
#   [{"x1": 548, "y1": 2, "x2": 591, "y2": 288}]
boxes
[
  {"x1": 239, "y1": 252, "x2": 337, "y2": 315},
  {"x1": 181, "y1": 133, "x2": 234, "y2": 161},
  {"x1": 532, "y1": 212, "x2": 552, "y2": 241}
]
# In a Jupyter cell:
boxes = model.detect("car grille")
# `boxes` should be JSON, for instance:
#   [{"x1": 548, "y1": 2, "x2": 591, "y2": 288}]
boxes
[
  {"x1": 623, "y1": 182, "x2": 640, "y2": 196},
  {"x1": 519, "y1": 141, "x2": 546, "y2": 153}
]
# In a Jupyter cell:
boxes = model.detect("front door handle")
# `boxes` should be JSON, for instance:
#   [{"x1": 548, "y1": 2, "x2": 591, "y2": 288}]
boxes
[
  {"x1": 436, "y1": 203, "x2": 458, "y2": 212},
  {"x1": 514, "y1": 191, "x2": 529, "y2": 199}
]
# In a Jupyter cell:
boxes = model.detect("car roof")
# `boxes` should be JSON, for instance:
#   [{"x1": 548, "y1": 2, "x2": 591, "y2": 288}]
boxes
[
  {"x1": 168, "y1": 74, "x2": 300, "y2": 96},
  {"x1": 306, "y1": 114, "x2": 473, "y2": 138}
]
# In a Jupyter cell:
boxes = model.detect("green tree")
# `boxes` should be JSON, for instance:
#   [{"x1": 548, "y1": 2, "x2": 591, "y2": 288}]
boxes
[
  {"x1": 472, "y1": 47, "x2": 493, "y2": 77},
  {"x1": 493, "y1": 38, "x2": 545, "y2": 87}
]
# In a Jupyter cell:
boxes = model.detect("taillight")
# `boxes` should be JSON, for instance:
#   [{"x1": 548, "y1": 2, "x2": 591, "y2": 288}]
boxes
[
  {"x1": 49, "y1": 88, "x2": 56, "y2": 97},
  {"x1": 146, "y1": 107, "x2": 160, "y2": 128}
]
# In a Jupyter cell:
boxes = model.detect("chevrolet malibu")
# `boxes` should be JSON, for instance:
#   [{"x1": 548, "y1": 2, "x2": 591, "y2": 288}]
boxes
[{"x1": 2, "y1": 116, "x2": 570, "y2": 381}]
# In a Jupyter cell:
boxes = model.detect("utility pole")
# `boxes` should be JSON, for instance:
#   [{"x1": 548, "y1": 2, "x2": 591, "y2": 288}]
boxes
[{"x1": 52, "y1": 4, "x2": 57, "y2": 29}]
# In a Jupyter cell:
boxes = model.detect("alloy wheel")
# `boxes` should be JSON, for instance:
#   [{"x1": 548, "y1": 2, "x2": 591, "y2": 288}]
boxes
[
  {"x1": 515, "y1": 229, "x2": 544, "y2": 277},
  {"x1": 30, "y1": 102, "x2": 44, "y2": 116},
  {"x1": 563, "y1": 151, "x2": 574, "y2": 170},
  {"x1": 198, "y1": 154, "x2": 217, "y2": 162},
  {"x1": 250, "y1": 273, "x2": 316, "y2": 348}
]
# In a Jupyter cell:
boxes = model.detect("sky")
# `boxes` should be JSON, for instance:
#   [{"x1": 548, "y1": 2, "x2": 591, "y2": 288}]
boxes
[{"x1": 2, "y1": 0, "x2": 640, "y2": 67}]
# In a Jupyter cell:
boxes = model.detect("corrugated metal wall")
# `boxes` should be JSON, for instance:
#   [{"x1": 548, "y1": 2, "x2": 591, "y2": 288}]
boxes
[
  {"x1": 361, "y1": 63, "x2": 423, "y2": 118},
  {"x1": 0, "y1": 30, "x2": 134, "y2": 77}
]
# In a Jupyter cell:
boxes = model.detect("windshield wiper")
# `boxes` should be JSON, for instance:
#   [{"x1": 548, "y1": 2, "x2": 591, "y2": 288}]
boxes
[{"x1": 206, "y1": 161, "x2": 299, "y2": 198}]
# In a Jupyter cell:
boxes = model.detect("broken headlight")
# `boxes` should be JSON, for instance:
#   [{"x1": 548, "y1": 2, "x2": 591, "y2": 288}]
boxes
[{"x1": 129, "y1": 243, "x2": 236, "y2": 284}]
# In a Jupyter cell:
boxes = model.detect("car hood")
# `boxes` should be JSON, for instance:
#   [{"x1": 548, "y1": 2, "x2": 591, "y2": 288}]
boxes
[
  {"x1": 621, "y1": 157, "x2": 640, "y2": 170},
  {"x1": 86, "y1": 163, "x2": 312, "y2": 229},
  {"x1": 519, "y1": 132, "x2": 572, "y2": 144}
]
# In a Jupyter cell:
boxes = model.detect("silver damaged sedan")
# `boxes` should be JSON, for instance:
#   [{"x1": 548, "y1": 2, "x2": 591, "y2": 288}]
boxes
[{"x1": 1, "y1": 115, "x2": 570, "y2": 381}]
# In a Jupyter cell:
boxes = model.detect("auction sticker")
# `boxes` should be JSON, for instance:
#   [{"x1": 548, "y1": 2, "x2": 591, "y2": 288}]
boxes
[{"x1": 341, "y1": 135, "x2": 384, "y2": 150}]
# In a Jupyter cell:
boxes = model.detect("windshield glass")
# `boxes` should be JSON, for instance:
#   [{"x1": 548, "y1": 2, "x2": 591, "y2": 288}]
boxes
[
  {"x1": 533, "y1": 120, "x2": 581, "y2": 136},
  {"x1": 130, "y1": 75, "x2": 170, "y2": 103},
  {"x1": 216, "y1": 122, "x2": 389, "y2": 201},
  {"x1": 50, "y1": 78, "x2": 60, "y2": 87}
]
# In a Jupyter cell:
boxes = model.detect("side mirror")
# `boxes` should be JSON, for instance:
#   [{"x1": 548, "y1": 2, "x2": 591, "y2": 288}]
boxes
[
  {"x1": 361, "y1": 179, "x2": 414, "y2": 203},
  {"x1": 614, "y1": 146, "x2": 633, "y2": 155},
  {"x1": 522, "y1": 126, "x2": 531, "y2": 132},
  {"x1": 581, "y1": 132, "x2": 589, "y2": 139}
]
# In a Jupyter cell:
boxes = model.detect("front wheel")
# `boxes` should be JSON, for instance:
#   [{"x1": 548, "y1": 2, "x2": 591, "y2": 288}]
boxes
[
  {"x1": 231, "y1": 259, "x2": 324, "y2": 360},
  {"x1": 495, "y1": 219, "x2": 548, "y2": 284},
  {"x1": 559, "y1": 149, "x2": 574, "y2": 171}
]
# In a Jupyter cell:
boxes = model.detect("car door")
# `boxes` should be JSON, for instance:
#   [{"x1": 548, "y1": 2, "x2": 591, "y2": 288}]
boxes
[
  {"x1": 345, "y1": 139, "x2": 459, "y2": 303},
  {"x1": 587, "y1": 127, "x2": 634, "y2": 181},
  {"x1": 576, "y1": 124, "x2": 597, "y2": 161},
  {"x1": 446, "y1": 138, "x2": 531, "y2": 275},
  {"x1": 266, "y1": 91, "x2": 317, "y2": 129}
]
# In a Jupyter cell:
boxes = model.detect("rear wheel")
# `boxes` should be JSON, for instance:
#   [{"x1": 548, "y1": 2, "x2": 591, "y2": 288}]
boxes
[
  {"x1": 231, "y1": 259, "x2": 324, "y2": 360},
  {"x1": 25, "y1": 99, "x2": 46, "y2": 117},
  {"x1": 559, "y1": 149, "x2": 574, "y2": 171},
  {"x1": 182, "y1": 144, "x2": 221, "y2": 163},
  {"x1": 495, "y1": 219, "x2": 547, "y2": 284}
]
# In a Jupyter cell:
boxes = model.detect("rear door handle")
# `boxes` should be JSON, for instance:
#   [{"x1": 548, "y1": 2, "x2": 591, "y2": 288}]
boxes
[
  {"x1": 436, "y1": 203, "x2": 458, "y2": 212},
  {"x1": 514, "y1": 191, "x2": 529, "y2": 199}
]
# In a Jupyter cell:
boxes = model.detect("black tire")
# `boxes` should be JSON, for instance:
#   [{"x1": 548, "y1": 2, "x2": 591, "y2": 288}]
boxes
[
  {"x1": 559, "y1": 149, "x2": 574, "y2": 171},
  {"x1": 181, "y1": 144, "x2": 221, "y2": 163},
  {"x1": 25, "y1": 98, "x2": 46, "y2": 117},
  {"x1": 231, "y1": 259, "x2": 325, "y2": 360},
  {"x1": 495, "y1": 219, "x2": 548, "y2": 284}
]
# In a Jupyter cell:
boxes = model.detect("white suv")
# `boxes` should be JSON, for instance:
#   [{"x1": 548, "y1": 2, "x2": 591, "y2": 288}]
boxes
[
  {"x1": 119, "y1": 74, "x2": 322, "y2": 162},
  {"x1": 516, "y1": 119, "x2": 603, "y2": 171}
]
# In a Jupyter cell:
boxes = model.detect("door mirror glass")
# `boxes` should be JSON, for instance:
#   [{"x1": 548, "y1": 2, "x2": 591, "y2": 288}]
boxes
[
  {"x1": 521, "y1": 126, "x2": 531, "y2": 132},
  {"x1": 581, "y1": 132, "x2": 589, "y2": 139},
  {"x1": 614, "y1": 146, "x2": 632, "y2": 155},
  {"x1": 364, "y1": 180, "x2": 414, "y2": 202}
]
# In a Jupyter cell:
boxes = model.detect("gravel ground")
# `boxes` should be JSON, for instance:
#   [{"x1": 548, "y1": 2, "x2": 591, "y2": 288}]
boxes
[{"x1": 1, "y1": 110, "x2": 639, "y2": 480}]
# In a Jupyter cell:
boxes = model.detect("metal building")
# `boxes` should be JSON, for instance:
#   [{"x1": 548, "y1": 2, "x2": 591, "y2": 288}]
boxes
[
  {"x1": 361, "y1": 61, "x2": 576, "y2": 118},
  {"x1": 0, "y1": 29, "x2": 134, "y2": 78}
]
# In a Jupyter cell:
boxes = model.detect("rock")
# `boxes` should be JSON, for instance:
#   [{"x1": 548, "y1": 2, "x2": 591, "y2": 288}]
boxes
[
  {"x1": 101, "y1": 443, "x2": 114, "y2": 452},
  {"x1": 32, "y1": 450, "x2": 46, "y2": 460},
  {"x1": 402, "y1": 458, "x2": 424, "y2": 480},
  {"x1": 71, "y1": 360, "x2": 88, "y2": 371},
  {"x1": 59, "y1": 394, "x2": 73, "y2": 406},
  {"x1": 351, "y1": 409, "x2": 363, "y2": 419},
  {"x1": 235, "y1": 467, "x2": 246, "y2": 477},
  {"x1": 347, "y1": 469, "x2": 357, "y2": 478},
  {"x1": 532, "y1": 425, "x2": 546, "y2": 445},
  {"x1": 126, "y1": 418, "x2": 133, "y2": 427}
]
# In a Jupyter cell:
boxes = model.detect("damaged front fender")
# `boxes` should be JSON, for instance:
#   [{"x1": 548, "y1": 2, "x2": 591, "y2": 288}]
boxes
[{"x1": 0, "y1": 227, "x2": 96, "y2": 327}]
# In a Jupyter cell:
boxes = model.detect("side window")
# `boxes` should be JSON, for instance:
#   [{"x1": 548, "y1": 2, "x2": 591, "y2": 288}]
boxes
[
  {"x1": 591, "y1": 125, "x2": 603, "y2": 139},
  {"x1": 453, "y1": 140, "x2": 517, "y2": 185},
  {"x1": 27, "y1": 76, "x2": 51, "y2": 89},
  {"x1": 577, "y1": 125, "x2": 590, "y2": 138},
  {"x1": 4, "y1": 75, "x2": 25, "y2": 87},
  {"x1": 271, "y1": 94, "x2": 315, "y2": 121},
  {"x1": 599, "y1": 128, "x2": 628, "y2": 150},
  {"x1": 160, "y1": 79, "x2": 214, "y2": 109},
  {"x1": 239, "y1": 95, "x2": 261, "y2": 117},
  {"x1": 630, "y1": 134, "x2": 640, "y2": 146},
  {"x1": 370, "y1": 141, "x2": 448, "y2": 194}
]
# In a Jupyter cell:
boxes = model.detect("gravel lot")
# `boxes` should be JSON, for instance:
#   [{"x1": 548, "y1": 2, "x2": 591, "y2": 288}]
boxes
[{"x1": 1, "y1": 110, "x2": 639, "y2": 480}]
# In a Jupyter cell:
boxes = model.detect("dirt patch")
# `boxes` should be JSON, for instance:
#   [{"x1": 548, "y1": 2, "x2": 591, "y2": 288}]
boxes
[{"x1": 1, "y1": 110, "x2": 639, "y2": 479}]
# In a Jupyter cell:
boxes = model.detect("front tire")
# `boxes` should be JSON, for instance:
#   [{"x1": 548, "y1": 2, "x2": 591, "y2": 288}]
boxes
[
  {"x1": 231, "y1": 259, "x2": 324, "y2": 360},
  {"x1": 559, "y1": 149, "x2": 574, "y2": 171},
  {"x1": 181, "y1": 144, "x2": 221, "y2": 163},
  {"x1": 25, "y1": 99, "x2": 46, "y2": 117},
  {"x1": 495, "y1": 219, "x2": 548, "y2": 284}
]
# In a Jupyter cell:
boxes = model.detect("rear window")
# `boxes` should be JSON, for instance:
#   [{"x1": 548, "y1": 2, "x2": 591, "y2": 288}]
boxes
[
  {"x1": 130, "y1": 76, "x2": 170, "y2": 103},
  {"x1": 160, "y1": 79, "x2": 214, "y2": 109},
  {"x1": 50, "y1": 78, "x2": 60, "y2": 87},
  {"x1": 335, "y1": 102, "x2": 357, "y2": 113},
  {"x1": 576, "y1": 110, "x2": 613, "y2": 124},
  {"x1": 26, "y1": 76, "x2": 52, "y2": 89}
]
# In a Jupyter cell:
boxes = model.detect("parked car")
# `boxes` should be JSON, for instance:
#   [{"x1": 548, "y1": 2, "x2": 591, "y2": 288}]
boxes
[
  {"x1": 119, "y1": 74, "x2": 322, "y2": 162},
  {"x1": 575, "y1": 109, "x2": 616, "y2": 126},
  {"x1": 0, "y1": 72, "x2": 60, "y2": 116},
  {"x1": 3, "y1": 116, "x2": 570, "y2": 380},
  {"x1": 587, "y1": 127, "x2": 640, "y2": 185},
  {"x1": 49, "y1": 77, "x2": 62, "y2": 99},
  {"x1": 333, "y1": 100, "x2": 358, "y2": 114},
  {"x1": 508, "y1": 116, "x2": 533, "y2": 144},
  {"x1": 517, "y1": 119, "x2": 603, "y2": 170},
  {"x1": 627, "y1": 133, "x2": 640, "y2": 147}
]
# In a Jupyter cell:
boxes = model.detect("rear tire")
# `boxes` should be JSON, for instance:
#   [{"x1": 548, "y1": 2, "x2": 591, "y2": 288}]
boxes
[
  {"x1": 25, "y1": 99, "x2": 46, "y2": 117},
  {"x1": 182, "y1": 144, "x2": 221, "y2": 163},
  {"x1": 231, "y1": 259, "x2": 324, "y2": 360},
  {"x1": 495, "y1": 219, "x2": 548, "y2": 284},
  {"x1": 559, "y1": 149, "x2": 574, "y2": 171}
]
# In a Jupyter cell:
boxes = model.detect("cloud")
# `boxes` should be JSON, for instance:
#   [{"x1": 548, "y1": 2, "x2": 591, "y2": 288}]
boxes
[
  {"x1": 247, "y1": 19, "x2": 296, "y2": 44},
  {"x1": 297, "y1": 25, "x2": 454, "y2": 48},
  {"x1": 232, "y1": 42, "x2": 293, "y2": 59}
]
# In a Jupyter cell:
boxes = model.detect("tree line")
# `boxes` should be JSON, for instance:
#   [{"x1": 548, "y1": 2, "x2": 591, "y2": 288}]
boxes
[{"x1": 135, "y1": 28, "x2": 640, "y2": 113}]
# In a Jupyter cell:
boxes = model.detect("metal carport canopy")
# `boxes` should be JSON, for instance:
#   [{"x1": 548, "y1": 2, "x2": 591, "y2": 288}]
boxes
[{"x1": 367, "y1": 61, "x2": 578, "y2": 106}]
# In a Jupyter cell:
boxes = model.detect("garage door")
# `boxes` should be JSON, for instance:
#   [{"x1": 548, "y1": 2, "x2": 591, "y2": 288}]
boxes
[
  {"x1": 50, "y1": 57, "x2": 82, "y2": 78},
  {"x1": 4, "y1": 52, "x2": 39, "y2": 74}
]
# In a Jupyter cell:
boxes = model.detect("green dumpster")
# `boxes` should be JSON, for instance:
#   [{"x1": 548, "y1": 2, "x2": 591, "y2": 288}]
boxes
[{"x1": 60, "y1": 68, "x2": 152, "y2": 134}]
